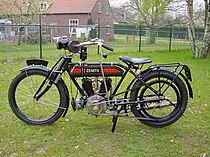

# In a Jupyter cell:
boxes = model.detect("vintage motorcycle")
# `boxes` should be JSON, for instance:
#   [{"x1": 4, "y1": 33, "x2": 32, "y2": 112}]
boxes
[{"x1": 8, "y1": 38, "x2": 193, "y2": 132}]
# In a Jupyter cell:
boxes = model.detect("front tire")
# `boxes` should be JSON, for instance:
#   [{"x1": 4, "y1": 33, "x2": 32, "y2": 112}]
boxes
[
  {"x1": 8, "y1": 69, "x2": 68, "y2": 125},
  {"x1": 130, "y1": 70, "x2": 188, "y2": 128}
]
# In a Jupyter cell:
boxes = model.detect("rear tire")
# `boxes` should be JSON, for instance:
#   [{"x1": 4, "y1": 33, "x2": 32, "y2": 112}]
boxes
[
  {"x1": 8, "y1": 69, "x2": 68, "y2": 125},
  {"x1": 130, "y1": 70, "x2": 188, "y2": 127}
]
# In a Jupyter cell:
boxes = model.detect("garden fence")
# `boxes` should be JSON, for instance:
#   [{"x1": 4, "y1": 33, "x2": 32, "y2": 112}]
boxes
[{"x1": 0, "y1": 24, "x2": 204, "y2": 58}]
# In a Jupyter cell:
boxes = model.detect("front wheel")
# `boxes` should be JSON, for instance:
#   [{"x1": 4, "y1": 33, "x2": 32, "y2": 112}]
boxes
[
  {"x1": 8, "y1": 69, "x2": 68, "y2": 125},
  {"x1": 130, "y1": 70, "x2": 188, "y2": 128}
]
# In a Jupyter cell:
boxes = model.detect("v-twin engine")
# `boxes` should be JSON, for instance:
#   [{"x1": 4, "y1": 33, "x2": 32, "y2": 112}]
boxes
[{"x1": 82, "y1": 77, "x2": 112, "y2": 115}]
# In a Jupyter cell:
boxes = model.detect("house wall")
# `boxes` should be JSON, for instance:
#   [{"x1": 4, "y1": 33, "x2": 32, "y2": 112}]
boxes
[
  {"x1": 91, "y1": 0, "x2": 114, "y2": 40},
  {"x1": 40, "y1": 13, "x2": 91, "y2": 38},
  {"x1": 41, "y1": 13, "x2": 90, "y2": 26},
  {"x1": 37, "y1": 0, "x2": 114, "y2": 40}
]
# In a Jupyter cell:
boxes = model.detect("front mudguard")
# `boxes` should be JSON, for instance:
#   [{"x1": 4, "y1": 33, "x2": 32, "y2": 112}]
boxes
[{"x1": 20, "y1": 64, "x2": 70, "y2": 117}]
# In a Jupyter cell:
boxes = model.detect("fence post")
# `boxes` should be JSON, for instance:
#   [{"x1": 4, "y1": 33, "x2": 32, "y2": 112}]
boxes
[
  {"x1": 139, "y1": 23, "x2": 142, "y2": 52},
  {"x1": 5, "y1": 25, "x2": 9, "y2": 52},
  {"x1": 169, "y1": 28, "x2": 172, "y2": 52},
  {"x1": 39, "y1": 15, "x2": 43, "y2": 58},
  {"x1": 97, "y1": 20, "x2": 100, "y2": 54}
]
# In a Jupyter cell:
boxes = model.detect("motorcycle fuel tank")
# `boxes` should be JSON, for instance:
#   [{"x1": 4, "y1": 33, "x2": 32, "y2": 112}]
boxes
[{"x1": 68, "y1": 62, "x2": 124, "y2": 77}]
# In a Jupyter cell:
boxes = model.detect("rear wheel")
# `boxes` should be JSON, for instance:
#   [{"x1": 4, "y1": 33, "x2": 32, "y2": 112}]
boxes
[
  {"x1": 130, "y1": 70, "x2": 188, "y2": 127},
  {"x1": 8, "y1": 69, "x2": 68, "y2": 125}
]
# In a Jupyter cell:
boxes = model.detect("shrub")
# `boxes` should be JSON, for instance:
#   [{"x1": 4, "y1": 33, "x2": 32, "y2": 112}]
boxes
[{"x1": 27, "y1": 32, "x2": 48, "y2": 44}]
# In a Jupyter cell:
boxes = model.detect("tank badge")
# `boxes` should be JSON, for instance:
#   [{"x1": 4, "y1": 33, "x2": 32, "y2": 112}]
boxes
[{"x1": 85, "y1": 68, "x2": 100, "y2": 73}]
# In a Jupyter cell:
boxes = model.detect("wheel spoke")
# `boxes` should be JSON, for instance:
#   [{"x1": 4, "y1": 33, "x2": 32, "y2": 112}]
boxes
[
  {"x1": 8, "y1": 70, "x2": 66, "y2": 124},
  {"x1": 37, "y1": 98, "x2": 66, "y2": 110},
  {"x1": 131, "y1": 71, "x2": 187, "y2": 128}
]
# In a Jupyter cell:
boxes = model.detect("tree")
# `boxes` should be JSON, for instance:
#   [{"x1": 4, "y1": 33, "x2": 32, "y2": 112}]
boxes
[
  {"x1": 130, "y1": 0, "x2": 172, "y2": 44},
  {"x1": 186, "y1": 0, "x2": 198, "y2": 57},
  {"x1": 186, "y1": 0, "x2": 210, "y2": 58},
  {"x1": 0, "y1": 0, "x2": 42, "y2": 46},
  {"x1": 199, "y1": 0, "x2": 210, "y2": 58}
]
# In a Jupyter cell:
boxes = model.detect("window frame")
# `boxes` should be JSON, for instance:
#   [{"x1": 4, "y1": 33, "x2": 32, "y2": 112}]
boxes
[
  {"x1": 40, "y1": 2, "x2": 51, "y2": 10},
  {"x1": 69, "y1": 19, "x2": 79, "y2": 35},
  {"x1": 98, "y1": 3, "x2": 102, "y2": 14}
]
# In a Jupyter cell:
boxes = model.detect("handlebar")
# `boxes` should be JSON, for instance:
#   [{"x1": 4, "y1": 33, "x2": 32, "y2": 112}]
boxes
[
  {"x1": 101, "y1": 42, "x2": 114, "y2": 51},
  {"x1": 76, "y1": 39, "x2": 114, "y2": 51},
  {"x1": 57, "y1": 38, "x2": 114, "y2": 52}
]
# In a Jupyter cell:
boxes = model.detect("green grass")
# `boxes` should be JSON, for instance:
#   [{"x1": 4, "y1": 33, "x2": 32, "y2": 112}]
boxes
[{"x1": 0, "y1": 48, "x2": 210, "y2": 157}]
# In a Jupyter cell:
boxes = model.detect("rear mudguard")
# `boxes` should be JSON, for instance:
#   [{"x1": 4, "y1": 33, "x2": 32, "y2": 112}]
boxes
[
  {"x1": 20, "y1": 65, "x2": 70, "y2": 117},
  {"x1": 142, "y1": 66, "x2": 193, "y2": 99}
]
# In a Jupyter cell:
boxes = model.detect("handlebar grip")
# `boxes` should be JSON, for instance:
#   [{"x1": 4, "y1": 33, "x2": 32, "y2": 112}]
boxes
[
  {"x1": 102, "y1": 42, "x2": 114, "y2": 51},
  {"x1": 56, "y1": 38, "x2": 68, "y2": 50}
]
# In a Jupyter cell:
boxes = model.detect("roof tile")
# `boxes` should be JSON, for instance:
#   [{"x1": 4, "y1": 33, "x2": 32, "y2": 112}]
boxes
[{"x1": 46, "y1": 0, "x2": 98, "y2": 13}]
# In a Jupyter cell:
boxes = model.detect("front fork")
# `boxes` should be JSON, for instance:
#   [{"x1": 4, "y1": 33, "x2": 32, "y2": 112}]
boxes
[
  {"x1": 33, "y1": 57, "x2": 68, "y2": 101},
  {"x1": 33, "y1": 71, "x2": 62, "y2": 101}
]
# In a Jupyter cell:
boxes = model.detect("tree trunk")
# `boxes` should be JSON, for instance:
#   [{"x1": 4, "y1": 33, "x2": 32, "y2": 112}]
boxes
[
  {"x1": 188, "y1": 27, "x2": 198, "y2": 57},
  {"x1": 187, "y1": 0, "x2": 198, "y2": 58},
  {"x1": 200, "y1": 27, "x2": 210, "y2": 58},
  {"x1": 148, "y1": 27, "x2": 156, "y2": 44},
  {"x1": 17, "y1": 27, "x2": 24, "y2": 46},
  {"x1": 148, "y1": 22, "x2": 156, "y2": 44},
  {"x1": 199, "y1": 0, "x2": 210, "y2": 58},
  {"x1": 18, "y1": 34, "x2": 22, "y2": 46}
]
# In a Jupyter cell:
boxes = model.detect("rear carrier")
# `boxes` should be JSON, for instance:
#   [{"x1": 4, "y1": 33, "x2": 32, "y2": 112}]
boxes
[{"x1": 68, "y1": 62, "x2": 124, "y2": 77}]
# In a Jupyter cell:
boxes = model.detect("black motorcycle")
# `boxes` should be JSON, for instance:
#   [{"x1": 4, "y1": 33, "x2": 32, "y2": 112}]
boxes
[{"x1": 8, "y1": 38, "x2": 193, "y2": 132}]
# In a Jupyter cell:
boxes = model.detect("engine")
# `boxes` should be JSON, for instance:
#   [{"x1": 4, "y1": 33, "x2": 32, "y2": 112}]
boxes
[
  {"x1": 86, "y1": 95, "x2": 107, "y2": 116},
  {"x1": 82, "y1": 77, "x2": 112, "y2": 115}
]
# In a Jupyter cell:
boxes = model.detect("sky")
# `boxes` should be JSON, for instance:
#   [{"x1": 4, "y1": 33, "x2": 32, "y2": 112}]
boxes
[
  {"x1": 109, "y1": 0, "x2": 128, "y2": 7},
  {"x1": 109, "y1": 0, "x2": 205, "y2": 7}
]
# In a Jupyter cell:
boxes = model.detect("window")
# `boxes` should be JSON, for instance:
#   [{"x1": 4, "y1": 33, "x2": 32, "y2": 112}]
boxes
[
  {"x1": 106, "y1": 24, "x2": 110, "y2": 35},
  {"x1": 95, "y1": 19, "x2": 99, "y2": 25},
  {"x1": 28, "y1": 23, "x2": 46, "y2": 33},
  {"x1": 98, "y1": 3, "x2": 102, "y2": 14},
  {"x1": 41, "y1": 22, "x2": 46, "y2": 33},
  {"x1": 69, "y1": 19, "x2": 79, "y2": 26},
  {"x1": 29, "y1": 24, "x2": 36, "y2": 33},
  {"x1": 40, "y1": 2, "x2": 51, "y2": 10},
  {"x1": 106, "y1": 5, "x2": 109, "y2": 15},
  {"x1": 69, "y1": 19, "x2": 79, "y2": 35},
  {"x1": 41, "y1": 3, "x2": 46, "y2": 10}
]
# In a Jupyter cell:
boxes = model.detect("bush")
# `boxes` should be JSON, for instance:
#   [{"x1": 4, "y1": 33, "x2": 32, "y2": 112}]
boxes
[
  {"x1": 27, "y1": 32, "x2": 48, "y2": 44},
  {"x1": 89, "y1": 28, "x2": 97, "y2": 39}
]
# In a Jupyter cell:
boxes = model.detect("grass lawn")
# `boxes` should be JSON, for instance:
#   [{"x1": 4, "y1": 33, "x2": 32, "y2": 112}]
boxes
[{"x1": 0, "y1": 48, "x2": 209, "y2": 157}]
